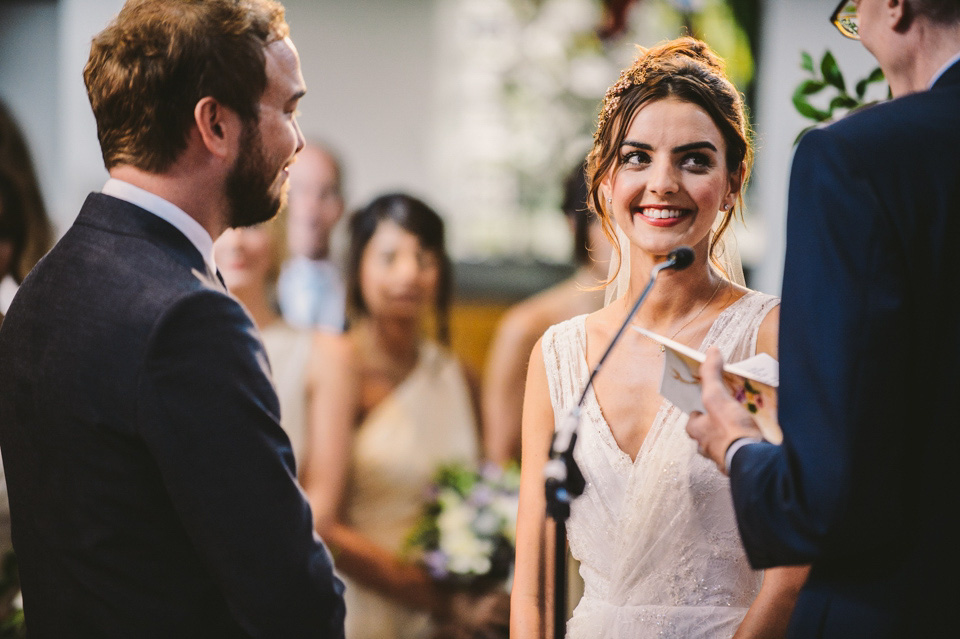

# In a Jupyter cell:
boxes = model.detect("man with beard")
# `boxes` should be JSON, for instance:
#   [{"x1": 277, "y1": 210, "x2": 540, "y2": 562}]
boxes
[{"x1": 0, "y1": 1, "x2": 346, "y2": 637}]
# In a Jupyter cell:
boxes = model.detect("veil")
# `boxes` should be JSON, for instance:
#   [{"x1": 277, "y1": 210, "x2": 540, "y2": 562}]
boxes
[{"x1": 603, "y1": 216, "x2": 746, "y2": 306}]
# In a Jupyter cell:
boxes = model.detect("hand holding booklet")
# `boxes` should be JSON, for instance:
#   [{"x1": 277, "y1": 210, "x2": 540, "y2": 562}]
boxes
[{"x1": 632, "y1": 327, "x2": 783, "y2": 444}]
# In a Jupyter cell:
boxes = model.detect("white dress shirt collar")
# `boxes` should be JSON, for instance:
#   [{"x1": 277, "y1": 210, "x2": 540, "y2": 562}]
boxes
[
  {"x1": 101, "y1": 178, "x2": 216, "y2": 273},
  {"x1": 0, "y1": 274, "x2": 18, "y2": 315},
  {"x1": 929, "y1": 48, "x2": 960, "y2": 89}
]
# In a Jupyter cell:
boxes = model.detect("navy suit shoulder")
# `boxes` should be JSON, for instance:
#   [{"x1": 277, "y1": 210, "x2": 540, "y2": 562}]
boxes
[{"x1": 0, "y1": 193, "x2": 345, "y2": 638}]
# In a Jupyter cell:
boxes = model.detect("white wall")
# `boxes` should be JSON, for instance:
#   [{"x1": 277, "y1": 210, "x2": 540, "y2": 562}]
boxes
[
  {"x1": 751, "y1": 0, "x2": 882, "y2": 294},
  {"x1": 283, "y1": 0, "x2": 439, "y2": 211}
]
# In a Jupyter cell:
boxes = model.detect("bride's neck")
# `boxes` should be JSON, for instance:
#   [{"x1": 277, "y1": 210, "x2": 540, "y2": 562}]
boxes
[{"x1": 622, "y1": 256, "x2": 723, "y2": 333}]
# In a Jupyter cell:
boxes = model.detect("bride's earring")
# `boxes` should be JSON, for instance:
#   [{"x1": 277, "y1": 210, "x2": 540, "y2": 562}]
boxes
[{"x1": 607, "y1": 197, "x2": 612, "y2": 204}]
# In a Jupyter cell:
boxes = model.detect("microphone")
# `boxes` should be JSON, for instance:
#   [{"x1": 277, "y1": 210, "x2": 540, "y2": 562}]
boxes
[
  {"x1": 669, "y1": 246, "x2": 695, "y2": 270},
  {"x1": 544, "y1": 246, "x2": 695, "y2": 516}
]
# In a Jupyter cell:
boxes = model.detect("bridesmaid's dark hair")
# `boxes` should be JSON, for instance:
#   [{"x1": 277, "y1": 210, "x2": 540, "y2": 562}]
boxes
[{"x1": 345, "y1": 193, "x2": 452, "y2": 344}]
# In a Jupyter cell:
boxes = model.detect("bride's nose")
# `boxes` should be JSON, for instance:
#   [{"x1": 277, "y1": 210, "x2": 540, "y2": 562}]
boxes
[{"x1": 646, "y1": 159, "x2": 679, "y2": 195}]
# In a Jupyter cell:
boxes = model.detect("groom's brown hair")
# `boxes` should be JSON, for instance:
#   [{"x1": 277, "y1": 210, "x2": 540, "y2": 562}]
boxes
[{"x1": 83, "y1": 0, "x2": 288, "y2": 173}]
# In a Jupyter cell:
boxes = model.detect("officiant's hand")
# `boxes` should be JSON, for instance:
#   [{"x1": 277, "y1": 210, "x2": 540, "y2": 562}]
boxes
[{"x1": 687, "y1": 347, "x2": 764, "y2": 474}]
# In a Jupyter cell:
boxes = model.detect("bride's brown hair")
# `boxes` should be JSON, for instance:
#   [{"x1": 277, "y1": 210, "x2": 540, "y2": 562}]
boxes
[{"x1": 586, "y1": 36, "x2": 752, "y2": 280}]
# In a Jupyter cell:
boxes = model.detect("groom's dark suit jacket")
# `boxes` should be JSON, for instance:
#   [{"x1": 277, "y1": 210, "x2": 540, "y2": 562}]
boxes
[
  {"x1": 0, "y1": 194, "x2": 345, "y2": 638},
  {"x1": 729, "y1": 61, "x2": 960, "y2": 637}
]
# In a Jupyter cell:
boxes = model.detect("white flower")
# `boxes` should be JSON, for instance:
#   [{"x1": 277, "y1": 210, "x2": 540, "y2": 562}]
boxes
[
  {"x1": 438, "y1": 500, "x2": 477, "y2": 540},
  {"x1": 472, "y1": 508, "x2": 502, "y2": 537},
  {"x1": 442, "y1": 528, "x2": 495, "y2": 575},
  {"x1": 491, "y1": 494, "x2": 520, "y2": 544}
]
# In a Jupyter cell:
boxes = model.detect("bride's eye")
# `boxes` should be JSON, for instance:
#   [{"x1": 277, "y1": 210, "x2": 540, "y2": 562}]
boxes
[
  {"x1": 621, "y1": 150, "x2": 651, "y2": 166},
  {"x1": 680, "y1": 152, "x2": 714, "y2": 172}
]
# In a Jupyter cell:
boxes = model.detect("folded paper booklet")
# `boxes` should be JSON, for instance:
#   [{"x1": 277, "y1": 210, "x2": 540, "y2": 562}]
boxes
[{"x1": 632, "y1": 327, "x2": 783, "y2": 444}]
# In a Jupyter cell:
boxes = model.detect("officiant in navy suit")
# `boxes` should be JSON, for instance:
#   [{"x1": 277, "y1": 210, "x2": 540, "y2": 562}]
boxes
[
  {"x1": 0, "y1": 1, "x2": 345, "y2": 637},
  {"x1": 687, "y1": 0, "x2": 960, "y2": 637}
]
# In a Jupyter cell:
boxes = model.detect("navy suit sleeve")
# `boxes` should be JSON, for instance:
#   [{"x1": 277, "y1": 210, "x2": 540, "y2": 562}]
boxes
[
  {"x1": 137, "y1": 289, "x2": 346, "y2": 637},
  {"x1": 730, "y1": 126, "x2": 909, "y2": 568}
]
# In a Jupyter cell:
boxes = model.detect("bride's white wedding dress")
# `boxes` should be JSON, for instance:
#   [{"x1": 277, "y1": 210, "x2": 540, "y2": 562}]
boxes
[{"x1": 542, "y1": 290, "x2": 778, "y2": 638}]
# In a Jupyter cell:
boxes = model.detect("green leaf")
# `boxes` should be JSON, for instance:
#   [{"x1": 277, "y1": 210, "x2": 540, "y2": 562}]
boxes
[
  {"x1": 792, "y1": 93, "x2": 830, "y2": 122},
  {"x1": 800, "y1": 51, "x2": 814, "y2": 73},
  {"x1": 856, "y1": 67, "x2": 886, "y2": 99},
  {"x1": 829, "y1": 94, "x2": 859, "y2": 111},
  {"x1": 820, "y1": 51, "x2": 846, "y2": 92},
  {"x1": 796, "y1": 79, "x2": 827, "y2": 95},
  {"x1": 867, "y1": 66, "x2": 885, "y2": 83}
]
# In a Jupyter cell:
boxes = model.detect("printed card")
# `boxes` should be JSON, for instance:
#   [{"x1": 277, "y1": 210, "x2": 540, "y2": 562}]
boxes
[{"x1": 632, "y1": 327, "x2": 783, "y2": 444}]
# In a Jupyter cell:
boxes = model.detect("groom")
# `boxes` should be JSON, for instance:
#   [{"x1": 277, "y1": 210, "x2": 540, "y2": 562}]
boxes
[
  {"x1": 687, "y1": 0, "x2": 960, "y2": 636},
  {"x1": 0, "y1": 1, "x2": 345, "y2": 636}
]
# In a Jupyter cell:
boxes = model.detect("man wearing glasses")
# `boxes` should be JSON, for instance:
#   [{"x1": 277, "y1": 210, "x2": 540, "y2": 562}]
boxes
[{"x1": 687, "y1": 1, "x2": 960, "y2": 637}]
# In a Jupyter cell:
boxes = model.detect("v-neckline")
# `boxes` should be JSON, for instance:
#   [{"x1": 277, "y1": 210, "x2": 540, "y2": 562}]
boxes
[{"x1": 579, "y1": 291, "x2": 754, "y2": 465}]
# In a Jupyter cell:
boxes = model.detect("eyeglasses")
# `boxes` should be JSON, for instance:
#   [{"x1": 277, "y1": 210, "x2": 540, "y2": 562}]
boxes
[{"x1": 831, "y1": 1, "x2": 860, "y2": 39}]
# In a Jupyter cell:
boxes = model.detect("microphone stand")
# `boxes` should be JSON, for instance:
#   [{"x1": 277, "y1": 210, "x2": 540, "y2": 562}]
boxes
[{"x1": 543, "y1": 247, "x2": 694, "y2": 639}]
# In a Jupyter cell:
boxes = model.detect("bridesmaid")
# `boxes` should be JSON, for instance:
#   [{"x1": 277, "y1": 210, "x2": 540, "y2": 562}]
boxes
[{"x1": 302, "y1": 193, "x2": 481, "y2": 639}]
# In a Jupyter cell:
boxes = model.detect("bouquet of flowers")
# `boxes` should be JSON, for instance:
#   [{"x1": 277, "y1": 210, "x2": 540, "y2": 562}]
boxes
[{"x1": 406, "y1": 462, "x2": 521, "y2": 587}]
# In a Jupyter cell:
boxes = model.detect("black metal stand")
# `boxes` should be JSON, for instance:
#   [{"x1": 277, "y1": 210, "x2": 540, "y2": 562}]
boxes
[
  {"x1": 544, "y1": 426, "x2": 584, "y2": 639},
  {"x1": 541, "y1": 247, "x2": 693, "y2": 639}
]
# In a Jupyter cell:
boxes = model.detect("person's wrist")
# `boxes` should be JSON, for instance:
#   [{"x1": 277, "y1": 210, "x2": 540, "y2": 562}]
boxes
[{"x1": 723, "y1": 436, "x2": 764, "y2": 475}]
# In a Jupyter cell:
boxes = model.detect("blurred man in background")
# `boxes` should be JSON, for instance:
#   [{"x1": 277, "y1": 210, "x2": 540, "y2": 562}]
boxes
[{"x1": 278, "y1": 141, "x2": 347, "y2": 331}]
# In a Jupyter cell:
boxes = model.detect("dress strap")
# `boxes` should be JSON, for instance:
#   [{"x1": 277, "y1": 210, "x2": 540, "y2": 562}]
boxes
[
  {"x1": 541, "y1": 315, "x2": 590, "y2": 423},
  {"x1": 705, "y1": 290, "x2": 780, "y2": 361}
]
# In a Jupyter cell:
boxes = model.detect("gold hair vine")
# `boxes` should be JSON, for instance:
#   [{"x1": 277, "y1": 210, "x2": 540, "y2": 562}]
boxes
[{"x1": 594, "y1": 57, "x2": 653, "y2": 141}]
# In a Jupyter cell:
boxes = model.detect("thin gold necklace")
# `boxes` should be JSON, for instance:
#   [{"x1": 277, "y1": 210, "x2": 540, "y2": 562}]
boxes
[{"x1": 649, "y1": 278, "x2": 723, "y2": 352}]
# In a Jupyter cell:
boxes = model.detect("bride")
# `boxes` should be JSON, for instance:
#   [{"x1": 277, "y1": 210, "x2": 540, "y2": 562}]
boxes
[{"x1": 510, "y1": 37, "x2": 808, "y2": 638}]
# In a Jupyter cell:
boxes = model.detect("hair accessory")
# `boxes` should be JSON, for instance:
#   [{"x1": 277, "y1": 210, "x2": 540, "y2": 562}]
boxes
[
  {"x1": 595, "y1": 63, "x2": 649, "y2": 141},
  {"x1": 593, "y1": 38, "x2": 728, "y2": 143}
]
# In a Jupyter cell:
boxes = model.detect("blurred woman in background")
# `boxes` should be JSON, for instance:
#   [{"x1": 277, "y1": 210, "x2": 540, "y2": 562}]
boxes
[
  {"x1": 0, "y1": 97, "x2": 53, "y2": 327},
  {"x1": 302, "y1": 193, "x2": 483, "y2": 639},
  {"x1": 0, "y1": 97, "x2": 54, "y2": 624}
]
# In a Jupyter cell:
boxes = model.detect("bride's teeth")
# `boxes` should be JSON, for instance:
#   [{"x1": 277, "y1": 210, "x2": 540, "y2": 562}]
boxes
[{"x1": 642, "y1": 208, "x2": 684, "y2": 219}]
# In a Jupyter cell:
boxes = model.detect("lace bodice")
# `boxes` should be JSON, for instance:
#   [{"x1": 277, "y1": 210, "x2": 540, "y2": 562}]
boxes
[{"x1": 542, "y1": 290, "x2": 779, "y2": 638}]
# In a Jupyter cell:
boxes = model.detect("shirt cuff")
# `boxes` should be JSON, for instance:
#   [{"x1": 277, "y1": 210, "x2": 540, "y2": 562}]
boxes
[{"x1": 724, "y1": 437, "x2": 765, "y2": 474}]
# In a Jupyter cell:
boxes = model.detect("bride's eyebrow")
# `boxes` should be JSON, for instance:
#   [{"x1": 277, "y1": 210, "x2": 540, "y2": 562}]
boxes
[
  {"x1": 673, "y1": 141, "x2": 718, "y2": 153},
  {"x1": 619, "y1": 140, "x2": 718, "y2": 153},
  {"x1": 620, "y1": 140, "x2": 652, "y2": 150}
]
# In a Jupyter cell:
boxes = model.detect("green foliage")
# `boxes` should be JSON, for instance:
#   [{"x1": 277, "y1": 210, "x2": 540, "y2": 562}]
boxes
[
  {"x1": 0, "y1": 552, "x2": 24, "y2": 639},
  {"x1": 792, "y1": 50, "x2": 887, "y2": 144}
]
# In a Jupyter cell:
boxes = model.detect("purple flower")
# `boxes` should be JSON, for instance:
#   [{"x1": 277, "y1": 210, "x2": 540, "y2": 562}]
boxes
[
  {"x1": 480, "y1": 462, "x2": 502, "y2": 482},
  {"x1": 423, "y1": 483, "x2": 441, "y2": 501},
  {"x1": 468, "y1": 484, "x2": 494, "y2": 508},
  {"x1": 424, "y1": 550, "x2": 449, "y2": 580}
]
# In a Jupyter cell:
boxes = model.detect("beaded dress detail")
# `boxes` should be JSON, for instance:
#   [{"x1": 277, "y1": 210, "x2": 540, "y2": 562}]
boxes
[{"x1": 542, "y1": 290, "x2": 779, "y2": 638}]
